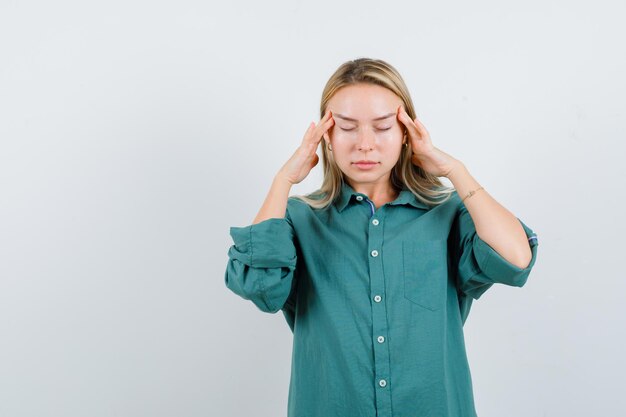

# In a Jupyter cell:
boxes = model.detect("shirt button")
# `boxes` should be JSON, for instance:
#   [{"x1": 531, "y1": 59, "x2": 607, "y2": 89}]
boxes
[
  {"x1": 356, "y1": 195, "x2": 363, "y2": 201},
  {"x1": 374, "y1": 295, "x2": 382, "y2": 302},
  {"x1": 371, "y1": 250, "x2": 378, "y2": 257},
  {"x1": 379, "y1": 379, "x2": 387, "y2": 387},
  {"x1": 377, "y1": 336, "x2": 385, "y2": 343},
  {"x1": 372, "y1": 219, "x2": 379, "y2": 226}
]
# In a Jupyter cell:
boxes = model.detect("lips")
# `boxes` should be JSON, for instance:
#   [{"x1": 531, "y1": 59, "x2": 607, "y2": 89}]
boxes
[{"x1": 353, "y1": 161, "x2": 379, "y2": 170}]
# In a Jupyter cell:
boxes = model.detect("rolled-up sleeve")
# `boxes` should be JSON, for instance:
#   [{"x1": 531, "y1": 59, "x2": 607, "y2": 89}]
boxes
[
  {"x1": 453, "y1": 201, "x2": 539, "y2": 301},
  {"x1": 224, "y1": 211, "x2": 298, "y2": 314}
]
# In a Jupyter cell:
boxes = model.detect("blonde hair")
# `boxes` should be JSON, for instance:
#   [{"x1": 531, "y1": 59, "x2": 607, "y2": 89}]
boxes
[{"x1": 291, "y1": 57, "x2": 455, "y2": 209}]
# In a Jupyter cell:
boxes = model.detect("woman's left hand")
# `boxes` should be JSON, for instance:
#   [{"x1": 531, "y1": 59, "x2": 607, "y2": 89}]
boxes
[{"x1": 397, "y1": 105, "x2": 459, "y2": 178}]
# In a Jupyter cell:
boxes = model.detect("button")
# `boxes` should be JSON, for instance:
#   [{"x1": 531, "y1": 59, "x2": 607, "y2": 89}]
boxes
[
  {"x1": 377, "y1": 336, "x2": 385, "y2": 343},
  {"x1": 379, "y1": 379, "x2": 387, "y2": 387},
  {"x1": 374, "y1": 295, "x2": 382, "y2": 302},
  {"x1": 356, "y1": 195, "x2": 363, "y2": 201},
  {"x1": 372, "y1": 219, "x2": 379, "y2": 226},
  {"x1": 371, "y1": 250, "x2": 378, "y2": 257}
]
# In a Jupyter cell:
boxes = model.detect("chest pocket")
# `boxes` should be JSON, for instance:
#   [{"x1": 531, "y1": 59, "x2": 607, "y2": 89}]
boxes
[{"x1": 402, "y1": 239, "x2": 448, "y2": 311}]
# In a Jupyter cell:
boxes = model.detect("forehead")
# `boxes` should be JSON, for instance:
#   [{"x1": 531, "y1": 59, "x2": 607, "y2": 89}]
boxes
[{"x1": 328, "y1": 83, "x2": 401, "y2": 121}]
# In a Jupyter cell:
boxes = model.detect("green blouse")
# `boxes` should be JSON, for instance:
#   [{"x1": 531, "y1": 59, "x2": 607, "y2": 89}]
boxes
[{"x1": 225, "y1": 181, "x2": 539, "y2": 417}]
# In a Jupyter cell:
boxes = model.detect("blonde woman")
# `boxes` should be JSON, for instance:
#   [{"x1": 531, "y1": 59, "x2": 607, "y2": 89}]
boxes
[{"x1": 225, "y1": 57, "x2": 539, "y2": 417}]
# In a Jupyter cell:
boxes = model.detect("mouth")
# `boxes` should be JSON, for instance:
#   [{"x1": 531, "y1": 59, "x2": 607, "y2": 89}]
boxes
[{"x1": 353, "y1": 161, "x2": 379, "y2": 170}]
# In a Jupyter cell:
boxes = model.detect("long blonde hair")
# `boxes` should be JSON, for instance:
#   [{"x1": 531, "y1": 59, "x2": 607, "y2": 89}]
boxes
[{"x1": 291, "y1": 57, "x2": 455, "y2": 209}]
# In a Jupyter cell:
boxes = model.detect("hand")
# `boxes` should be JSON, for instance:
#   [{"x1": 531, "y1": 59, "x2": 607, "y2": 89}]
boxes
[
  {"x1": 277, "y1": 109, "x2": 335, "y2": 185},
  {"x1": 396, "y1": 105, "x2": 459, "y2": 178}
]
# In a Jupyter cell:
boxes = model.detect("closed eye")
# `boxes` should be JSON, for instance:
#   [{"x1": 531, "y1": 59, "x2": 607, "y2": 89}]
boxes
[{"x1": 340, "y1": 127, "x2": 391, "y2": 131}]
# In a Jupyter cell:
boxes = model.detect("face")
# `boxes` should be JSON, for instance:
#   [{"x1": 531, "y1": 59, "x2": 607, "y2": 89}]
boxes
[{"x1": 324, "y1": 83, "x2": 406, "y2": 187}]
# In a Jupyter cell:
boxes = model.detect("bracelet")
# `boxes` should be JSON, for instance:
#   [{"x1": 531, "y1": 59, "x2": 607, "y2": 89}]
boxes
[{"x1": 461, "y1": 186, "x2": 484, "y2": 202}]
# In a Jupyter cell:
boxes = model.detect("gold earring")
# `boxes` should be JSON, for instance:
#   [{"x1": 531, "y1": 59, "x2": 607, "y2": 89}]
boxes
[{"x1": 327, "y1": 142, "x2": 332, "y2": 151}]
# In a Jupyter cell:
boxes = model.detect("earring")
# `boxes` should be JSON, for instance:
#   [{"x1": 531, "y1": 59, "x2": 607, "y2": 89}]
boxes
[{"x1": 327, "y1": 142, "x2": 332, "y2": 151}]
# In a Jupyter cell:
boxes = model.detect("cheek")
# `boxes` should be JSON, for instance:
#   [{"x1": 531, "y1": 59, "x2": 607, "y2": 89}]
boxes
[{"x1": 377, "y1": 129, "x2": 402, "y2": 143}]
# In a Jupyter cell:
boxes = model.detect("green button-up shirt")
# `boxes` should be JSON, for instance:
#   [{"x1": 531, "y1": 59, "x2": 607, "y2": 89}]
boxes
[{"x1": 225, "y1": 181, "x2": 539, "y2": 417}]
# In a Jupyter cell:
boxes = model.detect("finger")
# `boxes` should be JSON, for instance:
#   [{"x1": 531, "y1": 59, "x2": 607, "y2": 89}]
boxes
[
  {"x1": 302, "y1": 111, "x2": 328, "y2": 145},
  {"x1": 295, "y1": 141, "x2": 317, "y2": 163},
  {"x1": 309, "y1": 152, "x2": 319, "y2": 169},
  {"x1": 308, "y1": 112, "x2": 334, "y2": 144},
  {"x1": 316, "y1": 109, "x2": 332, "y2": 126},
  {"x1": 396, "y1": 105, "x2": 415, "y2": 128},
  {"x1": 319, "y1": 113, "x2": 335, "y2": 129},
  {"x1": 321, "y1": 112, "x2": 335, "y2": 134},
  {"x1": 401, "y1": 108, "x2": 429, "y2": 142},
  {"x1": 318, "y1": 109, "x2": 334, "y2": 130},
  {"x1": 413, "y1": 116, "x2": 430, "y2": 138},
  {"x1": 397, "y1": 105, "x2": 421, "y2": 139},
  {"x1": 301, "y1": 122, "x2": 316, "y2": 145}
]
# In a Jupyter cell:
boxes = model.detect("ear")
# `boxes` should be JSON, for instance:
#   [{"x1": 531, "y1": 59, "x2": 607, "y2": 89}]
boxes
[{"x1": 323, "y1": 132, "x2": 330, "y2": 142}]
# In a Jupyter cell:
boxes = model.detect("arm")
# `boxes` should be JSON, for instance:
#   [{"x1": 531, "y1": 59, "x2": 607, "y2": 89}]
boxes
[
  {"x1": 253, "y1": 175, "x2": 293, "y2": 224},
  {"x1": 447, "y1": 161, "x2": 532, "y2": 269},
  {"x1": 224, "y1": 173, "x2": 297, "y2": 313},
  {"x1": 225, "y1": 174, "x2": 297, "y2": 314},
  {"x1": 448, "y1": 162, "x2": 539, "y2": 302},
  {"x1": 225, "y1": 110, "x2": 333, "y2": 314},
  {"x1": 394, "y1": 106, "x2": 538, "y2": 306},
  {"x1": 225, "y1": 218, "x2": 297, "y2": 314}
]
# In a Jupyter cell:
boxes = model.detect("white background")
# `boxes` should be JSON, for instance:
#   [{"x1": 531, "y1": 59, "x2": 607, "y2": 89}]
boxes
[{"x1": 1, "y1": 0, "x2": 624, "y2": 416}]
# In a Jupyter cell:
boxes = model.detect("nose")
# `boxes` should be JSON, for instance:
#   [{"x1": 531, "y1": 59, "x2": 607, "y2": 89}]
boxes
[{"x1": 357, "y1": 128, "x2": 375, "y2": 151}]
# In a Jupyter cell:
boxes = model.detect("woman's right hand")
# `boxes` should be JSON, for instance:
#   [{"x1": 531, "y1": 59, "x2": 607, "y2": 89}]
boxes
[{"x1": 277, "y1": 110, "x2": 335, "y2": 185}]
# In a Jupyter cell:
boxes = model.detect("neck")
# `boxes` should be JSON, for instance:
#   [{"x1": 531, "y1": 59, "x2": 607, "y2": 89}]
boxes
[{"x1": 346, "y1": 179, "x2": 399, "y2": 202}]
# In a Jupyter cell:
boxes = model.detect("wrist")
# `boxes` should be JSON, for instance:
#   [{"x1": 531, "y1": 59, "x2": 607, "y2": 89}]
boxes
[
  {"x1": 445, "y1": 160, "x2": 466, "y2": 180},
  {"x1": 273, "y1": 173, "x2": 294, "y2": 189}
]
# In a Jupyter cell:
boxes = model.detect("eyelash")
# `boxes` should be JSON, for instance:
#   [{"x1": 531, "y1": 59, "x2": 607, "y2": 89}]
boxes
[{"x1": 340, "y1": 127, "x2": 391, "y2": 132}]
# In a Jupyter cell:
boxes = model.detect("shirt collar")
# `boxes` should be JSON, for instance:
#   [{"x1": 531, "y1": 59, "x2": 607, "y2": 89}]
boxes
[{"x1": 335, "y1": 181, "x2": 430, "y2": 212}]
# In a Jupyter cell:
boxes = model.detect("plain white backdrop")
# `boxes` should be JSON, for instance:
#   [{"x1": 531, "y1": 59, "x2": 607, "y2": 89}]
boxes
[{"x1": 1, "y1": 0, "x2": 625, "y2": 416}]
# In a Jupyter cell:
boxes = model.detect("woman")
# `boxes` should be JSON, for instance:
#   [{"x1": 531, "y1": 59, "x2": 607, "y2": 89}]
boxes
[{"x1": 225, "y1": 58, "x2": 539, "y2": 417}]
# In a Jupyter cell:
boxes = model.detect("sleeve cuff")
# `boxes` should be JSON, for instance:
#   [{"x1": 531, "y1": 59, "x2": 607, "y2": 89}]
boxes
[
  {"x1": 472, "y1": 218, "x2": 539, "y2": 287},
  {"x1": 228, "y1": 217, "x2": 297, "y2": 269}
]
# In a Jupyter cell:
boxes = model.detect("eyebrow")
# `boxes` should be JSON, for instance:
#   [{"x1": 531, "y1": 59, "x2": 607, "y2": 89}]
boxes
[{"x1": 332, "y1": 112, "x2": 396, "y2": 122}]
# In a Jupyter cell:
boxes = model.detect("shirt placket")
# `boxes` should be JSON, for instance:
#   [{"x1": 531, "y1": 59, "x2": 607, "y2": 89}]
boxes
[{"x1": 356, "y1": 194, "x2": 393, "y2": 416}]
